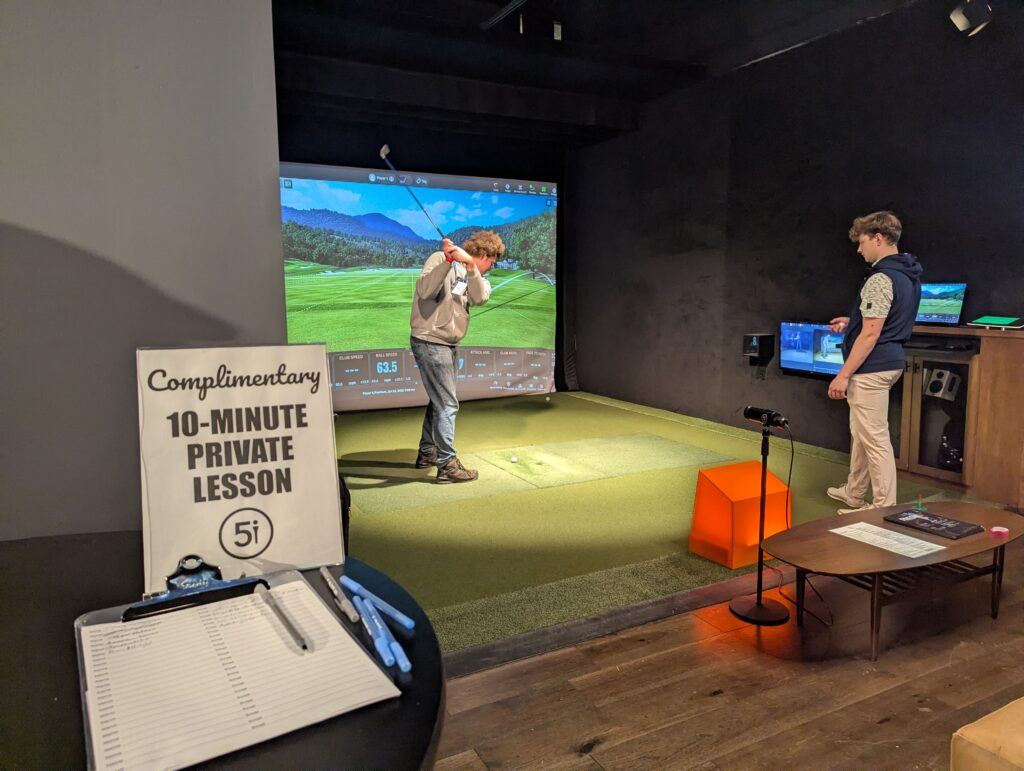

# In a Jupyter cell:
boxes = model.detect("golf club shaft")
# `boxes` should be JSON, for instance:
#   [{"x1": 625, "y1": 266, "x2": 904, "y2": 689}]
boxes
[
  {"x1": 471, "y1": 283, "x2": 553, "y2": 318},
  {"x1": 380, "y1": 152, "x2": 446, "y2": 240}
]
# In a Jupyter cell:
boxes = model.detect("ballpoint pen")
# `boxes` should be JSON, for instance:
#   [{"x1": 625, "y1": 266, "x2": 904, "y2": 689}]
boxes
[
  {"x1": 255, "y1": 583, "x2": 308, "y2": 651},
  {"x1": 339, "y1": 575, "x2": 416, "y2": 631},
  {"x1": 352, "y1": 595, "x2": 395, "y2": 667},
  {"x1": 365, "y1": 598, "x2": 412, "y2": 673},
  {"x1": 318, "y1": 566, "x2": 360, "y2": 623}
]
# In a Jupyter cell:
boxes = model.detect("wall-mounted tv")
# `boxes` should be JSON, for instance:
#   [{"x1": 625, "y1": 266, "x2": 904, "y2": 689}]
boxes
[
  {"x1": 279, "y1": 162, "x2": 558, "y2": 412},
  {"x1": 779, "y1": 321, "x2": 844, "y2": 377},
  {"x1": 917, "y1": 283, "x2": 966, "y2": 325}
]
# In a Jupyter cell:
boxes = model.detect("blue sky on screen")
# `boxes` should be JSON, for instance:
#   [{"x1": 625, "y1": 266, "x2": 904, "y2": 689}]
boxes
[{"x1": 282, "y1": 179, "x2": 555, "y2": 240}]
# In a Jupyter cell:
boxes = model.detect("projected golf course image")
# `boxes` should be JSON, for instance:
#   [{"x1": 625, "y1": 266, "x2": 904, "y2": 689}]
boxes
[{"x1": 281, "y1": 181, "x2": 557, "y2": 352}]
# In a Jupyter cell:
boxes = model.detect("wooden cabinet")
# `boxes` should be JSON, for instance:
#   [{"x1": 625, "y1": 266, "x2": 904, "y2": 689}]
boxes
[
  {"x1": 893, "y1": 327, "x2": 1024, "y2": 511},
  {"x1": 894, "y1": 351, "x2": 973, "y2": 483}
]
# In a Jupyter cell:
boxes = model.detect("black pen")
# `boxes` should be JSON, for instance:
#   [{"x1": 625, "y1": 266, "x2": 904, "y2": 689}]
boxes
[
  {"x1": 255, "y1": 583, "x2": 308, "y2": 651},
  {"x1": 319, "y1": 566, "x2": 361, "y2": 623}
]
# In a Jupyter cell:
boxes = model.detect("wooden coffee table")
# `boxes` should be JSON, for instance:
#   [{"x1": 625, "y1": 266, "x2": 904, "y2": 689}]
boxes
[{"x1": 761, "y1": 501, "x2": 1024, "y2": 660}]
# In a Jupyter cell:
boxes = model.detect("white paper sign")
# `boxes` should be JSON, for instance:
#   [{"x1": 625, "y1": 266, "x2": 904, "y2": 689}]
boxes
[
  {"x1": 830, "y1": 522, "x2": 946, "y2": 558},
  {"x1": 137, "y1": 345, "x2": 343, "y2": 594}
]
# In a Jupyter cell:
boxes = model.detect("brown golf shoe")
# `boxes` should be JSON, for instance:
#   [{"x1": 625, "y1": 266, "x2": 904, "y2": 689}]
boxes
[
  {"x1": 415, "y1": 448, "x2": 437, "y2": 469},
  {"x1": 436, "y1": 457, "x2": 478, "y2": 484}
]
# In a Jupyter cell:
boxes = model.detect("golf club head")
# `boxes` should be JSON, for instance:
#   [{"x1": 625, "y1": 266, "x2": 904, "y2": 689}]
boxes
[{"x1": 379, "y1": 144, "x2": 397, "y2": 172}]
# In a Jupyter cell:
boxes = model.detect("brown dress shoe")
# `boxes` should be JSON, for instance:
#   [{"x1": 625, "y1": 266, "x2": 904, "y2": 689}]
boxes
[
  {"x1": 415, "y1": 448, "x2": 437, "y2": 468},
  {"x1": 436, "y1": 457, "x2": 478, "y2": 484}
]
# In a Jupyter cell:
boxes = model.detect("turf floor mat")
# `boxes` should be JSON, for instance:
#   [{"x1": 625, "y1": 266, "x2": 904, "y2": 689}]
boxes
[
  {"x1": 429, "y1": 549, "x2": 760, "y2": 651},
  {"x1": 339, "y1": 451, "x2": 534, "y2": 515},
  {"x1": 479, "y1": 432, "x2": 733, "y2": 488},
  {"x1": 341, "y1": 433, "x2": 733, "y2": 514},
  {"x1": 337, "y1": 392, "x2": 960, "y2": 651}
]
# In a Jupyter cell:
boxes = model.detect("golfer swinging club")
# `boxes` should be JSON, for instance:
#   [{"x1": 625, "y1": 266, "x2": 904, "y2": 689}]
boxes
[{"x1": 410, "y1": 231, "x2": 504, "y2": 483}]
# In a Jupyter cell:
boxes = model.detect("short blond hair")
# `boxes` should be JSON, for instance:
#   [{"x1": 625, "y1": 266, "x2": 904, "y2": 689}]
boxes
[
  {"x1": 849, "y1": 211, "x2": 902, "y2": 245},
  {"x1": 462, "y1": 230, "x2": 505, "y2": 259}
]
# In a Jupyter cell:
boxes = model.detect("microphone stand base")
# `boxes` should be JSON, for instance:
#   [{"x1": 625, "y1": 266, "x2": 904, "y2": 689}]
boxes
[{"x1": 728, "y1": 596, "x2": 790, "y2": 626}]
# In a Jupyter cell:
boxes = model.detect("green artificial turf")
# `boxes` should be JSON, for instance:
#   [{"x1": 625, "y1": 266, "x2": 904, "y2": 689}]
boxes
[
  {"x1": 285, "y1": 261, "x2": 556, "y2": 350},
  {"x1": 340, "y1": 432, "x2": 731, "y2": 514},
  {"x1": 428, "y1": 550, "x2": 761, "y2": 652},
  {"x1": 336, "y1": 391, "x2": 953, "y2": 652},
  {"x1": 480, "y1": 432, "x2": 731, "y2": 487}
]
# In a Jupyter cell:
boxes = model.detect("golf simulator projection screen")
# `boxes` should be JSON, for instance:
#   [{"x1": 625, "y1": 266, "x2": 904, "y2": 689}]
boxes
[{"x1": 280, "y1": 162, "x2": 558, "y2": 411}]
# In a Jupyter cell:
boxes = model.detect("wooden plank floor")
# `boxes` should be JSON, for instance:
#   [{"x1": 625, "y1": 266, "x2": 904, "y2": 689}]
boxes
[{"x1": 435, "y1": 538, "x2": 1024, "y2": 770}]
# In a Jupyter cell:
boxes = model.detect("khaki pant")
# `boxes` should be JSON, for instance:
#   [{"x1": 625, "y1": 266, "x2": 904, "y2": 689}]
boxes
[{"x1": 846, "y1": 369, "x2": 903, "y2": 507}]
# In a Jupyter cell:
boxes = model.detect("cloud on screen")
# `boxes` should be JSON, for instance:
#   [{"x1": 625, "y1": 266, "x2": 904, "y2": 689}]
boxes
[{"x1": 452, "y1": 204, "x2": 487, "y2": 222}]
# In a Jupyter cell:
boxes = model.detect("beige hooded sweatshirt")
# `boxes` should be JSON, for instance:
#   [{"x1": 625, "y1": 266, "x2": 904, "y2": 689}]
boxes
[{"x1": 409, "y1": 251, "x2": 491, "y2": 345}]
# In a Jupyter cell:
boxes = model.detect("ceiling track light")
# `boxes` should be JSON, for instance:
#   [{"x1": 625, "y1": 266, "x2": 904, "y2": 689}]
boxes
[
  {"x1": 480, "y1": 0, "x2": 529, "y2": 31},
  {"x1": 949, "y1": 0, "x2": 993, "y2": 36}
]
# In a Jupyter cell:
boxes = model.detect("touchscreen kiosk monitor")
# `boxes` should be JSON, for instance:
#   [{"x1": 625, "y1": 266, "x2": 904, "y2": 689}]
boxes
[{"x1": 780, "y1": 321, "x2": 845, "y2": 377}]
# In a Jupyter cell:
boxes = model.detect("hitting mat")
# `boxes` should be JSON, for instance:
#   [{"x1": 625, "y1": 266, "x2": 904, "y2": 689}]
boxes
[
  {"x1": 340, "y1": 432, "x2": 731, "y2": 514},
  {"x1": 480, "y1": 432, "x2": 730, "y2": 486}
]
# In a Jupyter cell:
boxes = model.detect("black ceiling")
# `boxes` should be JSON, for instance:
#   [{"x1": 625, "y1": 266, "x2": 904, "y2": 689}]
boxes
[{"x1": 273, "y1": 0, "x2": 918, "y2": 146}]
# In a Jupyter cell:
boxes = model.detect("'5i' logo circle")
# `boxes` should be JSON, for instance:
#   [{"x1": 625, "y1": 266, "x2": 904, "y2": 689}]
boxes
[{"x1": 219, "y1": 508, "x2": 274, "y2": 559}]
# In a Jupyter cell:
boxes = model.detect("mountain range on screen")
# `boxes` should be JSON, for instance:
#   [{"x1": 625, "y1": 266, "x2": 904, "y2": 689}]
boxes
[{"x1": 281, "y1": 206, "x2": 425, "y2": 243}]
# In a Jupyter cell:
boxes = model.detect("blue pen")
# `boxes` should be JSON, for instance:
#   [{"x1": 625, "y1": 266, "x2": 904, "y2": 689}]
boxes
[
  {"x1": 365, "y1": 599, "x2": 412, "y2": 673},
  {"x1": 340, "y1": 576, "x2": 416, "y2": 631},
  {"x1": 351, "y1": 595, "x2": 395, "y2": 667}
]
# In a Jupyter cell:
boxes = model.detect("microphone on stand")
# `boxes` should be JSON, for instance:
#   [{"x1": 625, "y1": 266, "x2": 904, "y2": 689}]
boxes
[
  {"x1": 729, "y1": 404, "x2": 791, "y2": 626},
  {"x1": 743, "y1": 405, "x2": 789, "y2": 429}
]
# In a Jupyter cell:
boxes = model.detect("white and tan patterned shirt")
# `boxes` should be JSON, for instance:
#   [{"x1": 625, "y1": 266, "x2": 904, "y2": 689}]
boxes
[{"x1": 860, "y1": 273, "x2": 893, "y2": 318}]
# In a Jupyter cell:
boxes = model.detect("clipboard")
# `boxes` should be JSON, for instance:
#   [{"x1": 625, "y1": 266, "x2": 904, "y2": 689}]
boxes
[
  {"x1": 883, "y1": 509, "x2": 985, "y2": 539},
  {"x1": 75, "y1": 566, "x2": 400, "y2": 770}
]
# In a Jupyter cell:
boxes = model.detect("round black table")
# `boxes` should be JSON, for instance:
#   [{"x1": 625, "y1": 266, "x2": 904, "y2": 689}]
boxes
[{"x1": 0, "y1": 532, "x2": 444, "y2": 769}]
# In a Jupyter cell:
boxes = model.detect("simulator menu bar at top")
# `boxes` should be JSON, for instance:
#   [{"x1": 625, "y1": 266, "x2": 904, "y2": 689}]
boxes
[{"x1": 280, "y1": 166, "x2": 556, "y2": 198}]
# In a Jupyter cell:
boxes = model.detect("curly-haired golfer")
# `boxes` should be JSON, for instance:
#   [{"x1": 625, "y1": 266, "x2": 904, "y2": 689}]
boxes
[{"x1": 410, "y1": 231, "x2": 504, "y2": 483}]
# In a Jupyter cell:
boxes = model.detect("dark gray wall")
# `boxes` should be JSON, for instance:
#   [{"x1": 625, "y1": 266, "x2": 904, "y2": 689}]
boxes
[
  {"x1": 0, "y1": 1, "x2": 283, "y2": 540},
  {"x1": 567, "y1": 0, "x2": 1024, "y2": 450},
  {"x1": 566, "y1": 81, "x2": 732, "y2": 412}
]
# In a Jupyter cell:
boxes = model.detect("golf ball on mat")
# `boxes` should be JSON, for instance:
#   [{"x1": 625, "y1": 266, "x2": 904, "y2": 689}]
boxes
[
  {"x1": 545, "y1": 396, "x2": 550, "y2": 401},
  {"x1": 511, "y1": 455, "x2": 518, "y2": 463}
]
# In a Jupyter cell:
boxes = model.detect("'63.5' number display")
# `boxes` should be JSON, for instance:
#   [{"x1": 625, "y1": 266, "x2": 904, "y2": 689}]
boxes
[{"x1": 219, "y1": 508, "x2": 274, "y2": 559}]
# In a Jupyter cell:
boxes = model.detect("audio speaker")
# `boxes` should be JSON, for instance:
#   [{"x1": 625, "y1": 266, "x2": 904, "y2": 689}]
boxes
[{"x1": 924, "y1": 369, "x2": 961, "y2": 402}]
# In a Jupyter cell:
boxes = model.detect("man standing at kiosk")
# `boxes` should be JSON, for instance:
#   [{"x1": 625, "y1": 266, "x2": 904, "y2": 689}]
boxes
[
  {"x1": 826, "y1": 211, "x2": 922, "y2": 513},
  {"x1": 410, "y1": 231, "x2": 503, "y2": 483}
]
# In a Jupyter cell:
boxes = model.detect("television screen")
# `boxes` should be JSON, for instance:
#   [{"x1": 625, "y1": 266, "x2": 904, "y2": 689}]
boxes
[
  {"x1": 279, "y1": 163, "x2": 558, "y2": 411},
  {"x1": 917, "y1": 283, "x2": 966, "y2": 325},
  {"x1": 779, "y1": 321, "x2": 845, "y2": 377}
]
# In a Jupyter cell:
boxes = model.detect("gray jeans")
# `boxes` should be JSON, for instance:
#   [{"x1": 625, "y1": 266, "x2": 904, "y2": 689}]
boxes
[{"x1": 410, "y1": 336, "x2": 459, "y2": 467}]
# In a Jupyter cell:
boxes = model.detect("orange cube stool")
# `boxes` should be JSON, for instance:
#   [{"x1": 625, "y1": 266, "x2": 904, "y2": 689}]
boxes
[{"x1": 688, "y1": 460, "x2": 792, "y2": 569}]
